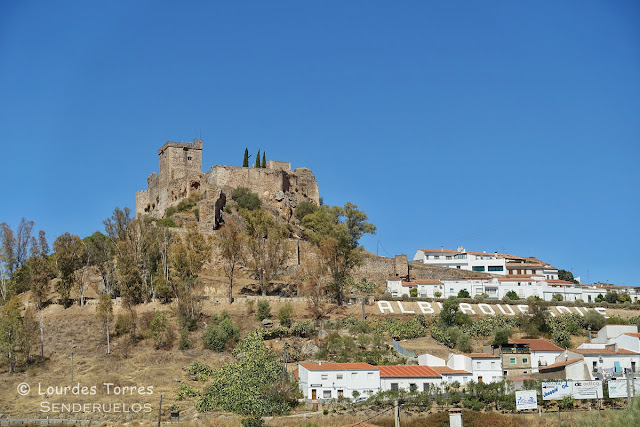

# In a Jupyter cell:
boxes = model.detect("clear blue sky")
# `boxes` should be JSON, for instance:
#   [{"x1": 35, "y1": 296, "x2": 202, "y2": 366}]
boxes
[{"x1": 1, "y1": 1, "x2": 638, "y2": 286}]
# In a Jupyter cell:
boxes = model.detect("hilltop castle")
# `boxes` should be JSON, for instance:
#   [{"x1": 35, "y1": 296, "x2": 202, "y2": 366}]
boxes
[{"x1": 136, "y1": 140, "x2": 319, "y2": 229}]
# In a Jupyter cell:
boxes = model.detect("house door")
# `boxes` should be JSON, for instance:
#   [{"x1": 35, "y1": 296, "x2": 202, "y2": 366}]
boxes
[
  {"x1": 311, "y1": 389, "x2": 317, "y2": 400},
  {"x1": 633, "y1": 362, "x2": 636, "y2": 372},
  {"x1": 338, "y1": 390, "x2": 344, "y2": 398},
  {"x1": 478, "y1": 376, "x2": 483, "y2": 383}
]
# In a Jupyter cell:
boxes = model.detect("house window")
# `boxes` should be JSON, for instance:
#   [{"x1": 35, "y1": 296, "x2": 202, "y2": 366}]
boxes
[
  {"x1": 450, "y1": 288, "x2": 454, "y2": 293},
  {"x1": 510, "y1": 358, "x2": 516, "y2": 364},
  {"x1": 488, "y1": 266, "x2": 504, "y2": 271},
  {"x1": 476, "y1": 362, "x2": 481, "y2": 369},
  {"x1": 338, "y1": 390, "x2": 344, "y2": 398},
  {"x1": 434, "y1": 256, "x2": 440, "y2": 259},
  {"x1": 523, "y1": 358, "x2": 528, "y2": 364},
  {"x1": 446, "y1": 256, "x2": 452, "y2": 260},
  {"x1": 367, "y1": 372, "x2": 374, "y2": 379},
  {"x1": 323, "y1": 390, "x2": 332, "y2": 398},
  {"x1": 423, "y1": 383, "x2": 429, "y2": 391},
  {"x1": 391, "y1": 383, "x2": 399, "y2": 391},
  {"x1": 410, "y1": 383, "x2": 417, "y2": 393},
  {"x1": 337, "y1": 374, "x2": 343, "y2": 380},
  {"x1": 187, "y1": 156, "x2": 192, "y2": 160},
  {"x1": 321, "y1": 374, "x2": 328, "y2": 380},
  {"x1": 491, "y1": 362, "x2": 496, "y2": 369},
  {"x1": 472, "y1": 266, "x2": 485, "y2": 272},
  {"x1": 351, "y1": 372, "x2": 357, "y2": 379}
]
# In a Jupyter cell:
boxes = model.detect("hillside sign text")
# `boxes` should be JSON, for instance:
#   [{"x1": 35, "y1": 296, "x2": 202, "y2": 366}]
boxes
[{"x1": 376, "y1": 301, "x2": 608, "y2": 318}]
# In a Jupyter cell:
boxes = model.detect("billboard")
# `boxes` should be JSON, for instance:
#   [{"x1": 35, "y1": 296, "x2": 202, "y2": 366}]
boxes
[
  {"x1": 516, "y1": 390, "x2": 538, "y2": 410},
  {"x1": 542, "y1": 381, "x2": 572, "y2": 400},
  {"x1": 608, "y1": 379, "x2": 640, "y2": 398}
]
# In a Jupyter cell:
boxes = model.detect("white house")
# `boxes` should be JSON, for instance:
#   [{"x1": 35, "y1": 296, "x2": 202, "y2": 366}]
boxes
[
  {"x1": 563, "y1": 346, "x2": 640, "y2": 380},
  {"x1": 538, "y1": 358, "x2": 589, "y2": 380},
  {"x1": 612, "y1": 332, "x2": 640, "y2": 354},
  {"x1": 509, "y1": 339, "x2": 564, "y2": 373},
  {"x1": 430, "y1": 366, "x2": 472, "y2": 386},
  {"x1": 592, "y1": 325, "x2": 638, "y2": 344},
  {"x1": 413, "y1": 247, "x2": 507, "y2": 275},
  {"x1": 378, "y1": 365, "x2": 442, "y2": 392},
  {"x1": 297, "y1": 362, "x2": 380, "y2": 401},
  {"x1": 417, "y1": 353, "x2": 446, "y2": 367},
  {"x1": 464, "y1": 353, "x2": 503, "y2": 383}
]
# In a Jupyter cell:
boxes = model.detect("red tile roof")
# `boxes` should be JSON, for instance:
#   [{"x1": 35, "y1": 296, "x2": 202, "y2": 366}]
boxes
[
  {"x1": 430, "y1": 366, "x2": 471, "y2": 375},
  {"x1": 625, "y1": 333, "x2": 640, "y2": 339},
  {"x1": 546, "y1": 280, "x2": 574, "y2": 284},
  {"x1": 378, "y1": 365, "x2": 441, "y2": 378},
  {"x1": 506, "y1": 264, "x2": 544, "y2": 269},
  {"x1": 509, "y1": 339, "x2": 563, "y2": 352},
  {"x1": 299, "y1": 362, "x2": 378, "y2": 371},
  {"x1": 571, "y1": 348, "x2": 640, "y2": 355},
  {"x1": 498, "y1": 277, "x2": 533, "y2": 282},
  {"x1": 507, "y1": 377, "x2": 535, "y2": 381},
  {"x1": 416, "y1": 280, "x2": 443, "y2": 284},
  {"x1": 419, "y1": 248, "x2": 459, "y2": 254},
  {"x1": 465, "y1": 353, "x2": 501, "y2": 358},
  {"x1": 539, "y1": 358, "x2": 584, "y2": 372},
  {"x1": 401, "y1": 282, "x2": 417, "y2": 287}
]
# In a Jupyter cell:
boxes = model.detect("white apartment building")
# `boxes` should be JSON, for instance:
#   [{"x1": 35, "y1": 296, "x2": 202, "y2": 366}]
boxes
[
  {"x1": 413, "y1": 247, "x2": 507, "y2": 275},
  {"x1": 419, "y1": 352, "x2": 502, "y2": 384},
  {"x1": 297, "y1": 363, "x2": 380, "y2": 401}
]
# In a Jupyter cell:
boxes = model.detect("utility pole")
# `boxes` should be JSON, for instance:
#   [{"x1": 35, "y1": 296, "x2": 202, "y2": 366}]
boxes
[
  {"x1": 158, "y1": 394, "x2": 162, "y2": 426},
  {"x1": 627, "y1": 369, "x2": 632, "y2": 408},
  {"x1": 361, "y1": 298, "x2": 366, "y2": 321},
  {"x1": 394, "y1": 400, "x2": 400, "y2": 427}
]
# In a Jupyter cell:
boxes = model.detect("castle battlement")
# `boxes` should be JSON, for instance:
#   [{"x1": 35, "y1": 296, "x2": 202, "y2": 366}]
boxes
[{"x1": 158, "y1": 139, "x2": 203, "y2": 154}]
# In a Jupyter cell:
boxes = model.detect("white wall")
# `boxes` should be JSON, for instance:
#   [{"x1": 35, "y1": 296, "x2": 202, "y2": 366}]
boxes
[
  {"x1": 531, "y1": 351, "x2": 563, "y2": 372},
  {"x1": 418, "y1": 353, "x2": 446, "y2": 366},
  {"x1": 469, "y1": 358, "x2": 502, "y2": 383},
  {"x1": 299, "y1": 367, "x2": 380, "y2": 400}
]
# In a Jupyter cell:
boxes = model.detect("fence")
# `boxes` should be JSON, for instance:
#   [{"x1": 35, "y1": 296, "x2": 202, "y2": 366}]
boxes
[{"x1": 392, "y1": 339, "x2": 417, "y2": 359}]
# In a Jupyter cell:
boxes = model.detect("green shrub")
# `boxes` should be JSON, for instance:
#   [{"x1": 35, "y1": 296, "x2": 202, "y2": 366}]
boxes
[
  {"x1": 278, "y1": 303, "x2": 293, "y2": 327},
  {"x1": 203, "y1": 312, "x2": 239, "y2": 352},
  {"x1": 232, "y1": 187, "x2": 261, "y2": 211},
  {"x1": 150, "y1": 311, "x2": 174, "y2": 349},
  {"x1": 178, "y1": 327, "x2": 191, "y2": 350},
  {"x1": 410, "y1": 288, "x2": 418, "y2": 298},
  {"x1": 241, "y1": 416, "x2": 265, "y2": 427},
  {"x1": 294, "y1": 201, "x2": 317, "y2": 220},
  {"x1": 457, "y1": 290, "x2": 470, "y2": 299},
  {"x1": 188, "y1": 361, "x2": 214, "y2": 381},
  {"x1": 505, "y1": 291, "x2": 519, "y2": 301},
  {"x1": 165, "y1": 206, "x2": 178, "y2": 217},
  {"x1": 157, "y1": 218, "x2": 179, "y2": 228},
  {"x1": 256, "y1": 300, "x2": 272, "y2": 321},
  {"x1": 115, "y1": 313, "x2": 134, "y2": 336},
  {"x1": 177, "y1": 382, "x2": 200, "y2": 400}
]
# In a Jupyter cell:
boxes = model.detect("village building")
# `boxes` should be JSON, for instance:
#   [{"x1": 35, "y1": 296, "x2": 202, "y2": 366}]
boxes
[
  {"x1": 508, "y1": 339, "x2": 564, "y2": 373},
  {"x1": 297, "y1": 363, "x2": 380, "y2": 401},
  {"x1": 378, "y1": 365, "x2": 442, "y2": 392}
]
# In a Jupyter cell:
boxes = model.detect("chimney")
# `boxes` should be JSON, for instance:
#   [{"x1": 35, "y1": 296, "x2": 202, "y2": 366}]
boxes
[
  {"x1": 441, "y1": 245, "x2": 443, "y2": 252},
  {"x1": 319, "y1": 361, "x2": 322, "y2": 366}
]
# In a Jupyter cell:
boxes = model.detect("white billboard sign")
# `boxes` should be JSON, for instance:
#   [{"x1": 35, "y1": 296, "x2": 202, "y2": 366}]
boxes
[
  {"x1": 572, "y1": 381, "x2": 603, "y2": 399},
  {"x1": 607, "y1": 379, "x2": 640, "y2": 398},
  {"x1": 542, "y1": 381, "x2": 572, "y2": 400},
  {"x1": 516, "y1": 390, "x2": 538, "y2": 410}
]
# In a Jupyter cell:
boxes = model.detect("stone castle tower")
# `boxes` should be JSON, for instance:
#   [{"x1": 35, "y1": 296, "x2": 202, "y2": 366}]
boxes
[{"x1": 136, "y1": 139, "x2": 319, "y2": 223}]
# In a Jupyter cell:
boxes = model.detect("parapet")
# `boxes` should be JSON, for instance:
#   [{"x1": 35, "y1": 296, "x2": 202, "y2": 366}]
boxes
[
  {"x1": 158, "y1": 139, "x2": 203, "y2": 154},
  {"x1": 267, "y1": 160, "x2": 291, "y2": 172}
]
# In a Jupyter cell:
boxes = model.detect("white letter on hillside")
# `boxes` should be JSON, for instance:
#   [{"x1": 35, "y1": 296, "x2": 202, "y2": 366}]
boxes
[
  {"x1": 397, "y1": 302, "x2": 415, "y2": 314},
  {"x1": 378, "y1": 301, "x2": 394, "y2": 314},
  {"x1": 417, "y1": 302, "x2": 434, "y2": 314},
  {"x1": 478, "y1": 304, "x2": 495, "y2": 315},
  {"x1": 594, "y1": 307, "x2": 608, "y2": 318},
  {"x1": 496, "y1": 304, "x2": 516, "y2": 316},
  {"x1": 517, "y1": 305, "x2": 529, "y2": 314},
  {"x1": 436, "y1": 302, "x2": 443, "y2": 310},
  {"x1": 459, "y1": 303, "x2": 475, "y2": 315},
  {"x1": 573, "y1": 307, "x2": 584, "y2": 316},
  {"x1": 556, "y1": 306, "x2": 571, "y2": 315}
]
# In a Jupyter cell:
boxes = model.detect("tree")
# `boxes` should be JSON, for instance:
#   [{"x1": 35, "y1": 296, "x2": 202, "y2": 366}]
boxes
[
  {"x1": 29, "y1": 231, "x2": 53, "y2": 362},
  {"x1": 456, "y1": 333, "x2": 472, "y2": 353},
  {"x1": 256, "y1": 300, "x2": 272, "y2": 321},
  {"x1": 215, "y1": 219, "x2": 244, "y2": 304},
  {"x1": 149, "y1": 311, "x2": 173, "y2": 349},
  {"x1": 440, "y1": 297, "x2": 460, "y2": 327},
  {"x1": 255, "y1": 149, "x2": 261, "y2": 168},
  {"x1": 457, "y1": 289, "x2": 470, "y2": 299},
  {"x1": 197, "y1": 332, "x2": 301, "y2": 416},
  {"x1": 301, "y1": 203, "x2": 376, "y2": 305},
  {"x1": 53, "y1": 233, "x2": 85, "y2": 306},
  {"x1": 243, "y1": 148, "x2": 249, "y2": 167},
  {"x1": 232, "y1": 187, "x2": 261, "y2": 211},
  {"x1": 243, "y1": 209, "x2": 290, "y2": 296},
  {"x1": 558, "y1": 270, "x2": 578, "y2": 284},
  {"x1": 410, "y1": 288, "x2": 418, "y2": 298},
  {"x1": 583, "y1": 310, "x2": 606, "y2": 332},
  {"x1": 605, "y1": 291, "x2": 619, "y2": 304},
  {"x1": 0, "y1": 297, "x2": 24, "y2": 374},
  {"x1": 169, "y1": 224, "x2": 212, "y2": 330},
  {"x1": 552, "y1": 294, "x2": 563, "y2": 301},
  {"x1": 0, "y1": 222, "x2": 17, "y2": 301},
  {"x1": 261, "y1": 152, "x2": 266, "y2": 168},
  {"x1": 203, "y1": 312, "x2": 239, "y2": 352},
  {"x1": 492, "y1": 328, "x2": 513, "y2": 346},
  {"x1": 96, "y1": 294, "x2": 114, "y2": 354},
  {"x1": 85, "y1": 232, "x2": 116, "y2": 296}
]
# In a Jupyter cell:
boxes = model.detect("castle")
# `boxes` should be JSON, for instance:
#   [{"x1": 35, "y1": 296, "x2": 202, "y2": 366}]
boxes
[{"x1": 136, "y1": 140, "x2": 320, "y2": 229}]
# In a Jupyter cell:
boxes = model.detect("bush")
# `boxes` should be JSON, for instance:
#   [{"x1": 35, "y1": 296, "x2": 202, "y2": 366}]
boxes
[
  {"x1": 294, "y1": 201, "x2": 317, "y2": 220},
  {"x1": 434, "y1": 291, "x2": 442, "y2": 298},
  {"x1": 150, "y1": 311, "x2": 174, "y2": 349},
  {"x1": 505, "y1": 291, "x2": 519, "y2": 301},
  {"x1": 188, "y1": 361, "x2": 214, "y2": 381},
  {"x1": 256, "y1": 300, "x2": 272, "y2": 321},
  {"x1": 203, "y1": 312, "x2": 239, "y2": 352},
  {"x1": 157, "y1": 218, "x2": 179, "y2": 228},
  {"x1": 278, "y1": 303, "x2": 293, "y2": 327},
  {"x1": 241, "y1": 416, "x2": 265, "y2": 427},
  {"x1": 492, "y1": 327, "x2": 512, "y2": 346},
  {"x1": 232, "y1": 187, "x2": 261, "y2": 211},
  {"x1": 409, "y1": 288, "x2": 418, "y2": 298},
  {"x1": 553, "y1": 294, "x2": 563, "y2": 301},
  {"x1": 115, "y1": 313, "x2": 134, "y2": 336},
  {"x1": 178, "y1": 328, "x2": 191, "y2": 350},
  {"x1": 583, "y1": 310, "x2": 606, "y2": 331},
  {"x1": 457, "y1": 290, "x2": 470, "y2": 299},
  {"x1": 456, "y1": 333, "x2": 472, "y2": 353},
  {"x1": 177, "y1": 382, "x2": 200, "y2": 400}
]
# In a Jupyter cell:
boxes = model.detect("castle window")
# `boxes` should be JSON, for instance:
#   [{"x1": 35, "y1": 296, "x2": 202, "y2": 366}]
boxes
[{"x1": 188, "y1": 157, "x2": 192, "y2": 160}]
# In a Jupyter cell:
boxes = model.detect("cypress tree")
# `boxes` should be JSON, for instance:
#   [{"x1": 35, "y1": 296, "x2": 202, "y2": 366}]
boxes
[
  {"x1": 243, "y1": 148, "x2": 249, "y2": 167},
  {"x1": 262, "y1": 152, "x2": 266, "y2": 168},
  {"x1": 255, "y1": 150, "x2": 260, "y2": 168}
]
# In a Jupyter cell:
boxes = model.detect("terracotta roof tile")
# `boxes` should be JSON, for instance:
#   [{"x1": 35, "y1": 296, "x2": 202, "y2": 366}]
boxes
[
  {"x1": 415, "y1": 280, "x2": 443, "y2": 284},
  {"x1": 379, "y1": 365, "x2": 441, "y2": 378},
  {"x1": 430, "y1": 366, "x2": 471, "y2": 375},
  {"x1": 625, "y1": 333, "x2": 640, "y2": 339},
  {"x1": 509, "y1": 339, "x2": 564, "y2": 352},
  {"x1": 401, "y1": 282, "x2": 417, "y2": 287},
  {"x1": 465, "y1": 353, "x2": 501, "y2": 358},
  {"x1": 539, "y1": 358, "x2": 584, "y2": 372},
  {"x1": 571, "y1": 348, "x2": 640, "y2": 355}
]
